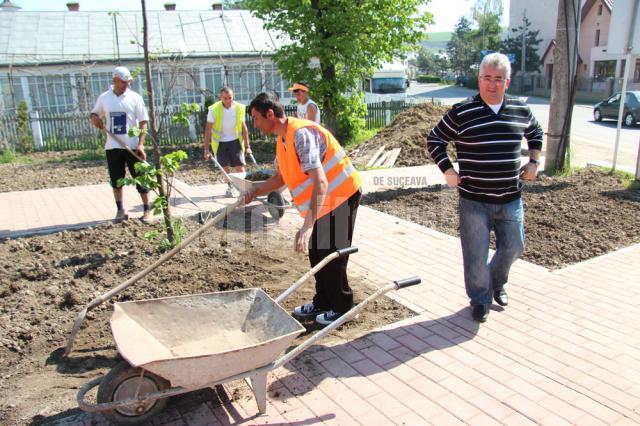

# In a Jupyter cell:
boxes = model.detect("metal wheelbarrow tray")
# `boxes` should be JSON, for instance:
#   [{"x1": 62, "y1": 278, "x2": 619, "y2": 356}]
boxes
[{"x1": 110, "y1": 289, "x2": 305, "y2": 390}]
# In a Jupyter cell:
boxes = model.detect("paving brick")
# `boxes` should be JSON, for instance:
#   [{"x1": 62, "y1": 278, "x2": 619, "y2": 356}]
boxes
[
  {"x1": 435, "y1": 392, "x2": 481, "y2": 422},
  {"x1": 361, "y1": 344, "x2": 397, "y2": 366}
]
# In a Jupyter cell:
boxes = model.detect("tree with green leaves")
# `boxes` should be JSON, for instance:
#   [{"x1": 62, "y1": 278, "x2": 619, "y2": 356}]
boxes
[
  {"x1": 246, "y1": 0, "x2": 432, "y2": 142},
  {"x1": 500, "y1": 17, "x2": 542, "y2": 75},
  {"x1": 447, "y1": 17, "x2": 476, "y2": 76},
  {"x1": 416, "y1": 47, "x2": 449, "y2": 76}
]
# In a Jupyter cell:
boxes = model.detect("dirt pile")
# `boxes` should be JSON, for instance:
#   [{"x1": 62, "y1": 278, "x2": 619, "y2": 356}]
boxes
[{"x1": 349, "y1": 103, "x2": 450, "y2": 167}]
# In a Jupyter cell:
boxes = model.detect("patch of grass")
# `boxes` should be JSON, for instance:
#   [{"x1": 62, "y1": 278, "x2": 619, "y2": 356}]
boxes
[
  {"x1": 345, "y1": 127, "x2": 380, "y2": 151},
  {"x1": 71, "y1": 149, "x2": 106, "y2": 162},
  {"x1": 0, "y1": 149, "x2": 16, "y2": 164}
]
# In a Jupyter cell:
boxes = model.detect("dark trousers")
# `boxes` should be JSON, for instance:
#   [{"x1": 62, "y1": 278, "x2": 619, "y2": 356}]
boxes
[{"x1": 309, "y1": 190, "x2": 361, "y2": 313}]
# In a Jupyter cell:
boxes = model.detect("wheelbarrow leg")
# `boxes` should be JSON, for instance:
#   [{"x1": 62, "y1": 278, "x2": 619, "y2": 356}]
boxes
[{"x1": 249, "y1": 372, "x2": 268, "y2": 414}]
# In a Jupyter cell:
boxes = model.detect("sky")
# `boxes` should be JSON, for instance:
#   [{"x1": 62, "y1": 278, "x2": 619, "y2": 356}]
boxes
[{"x1": 14, "y1": 0, "x2": 509, "y2": 32}]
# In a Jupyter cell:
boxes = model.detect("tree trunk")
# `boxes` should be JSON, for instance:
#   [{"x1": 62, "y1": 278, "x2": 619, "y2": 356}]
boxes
[
  {"x1": 545, "y1": 0, "x2": 580, "y2": 174},
  {"x1": 320, "y1": 62, "x2": 338, "y2": 135},
  {"x1": 141, "y1": 0, "x2": 174, "y2": 243}
]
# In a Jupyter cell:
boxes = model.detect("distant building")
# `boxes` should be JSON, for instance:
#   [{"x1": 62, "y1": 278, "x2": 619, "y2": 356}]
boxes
[{"x1": 0, "y1": 4, "x2": 292, "y2": 113}]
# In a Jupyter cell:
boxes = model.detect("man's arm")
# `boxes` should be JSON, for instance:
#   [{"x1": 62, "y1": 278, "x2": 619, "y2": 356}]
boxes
[
  {"x1": 203, "y1": 122, "x2": 212, "y2": 160},
  {"x1": 295, "y1": 167, "x2": 327, "y2": 253},
  {"x1": 136, "y1": 120, "x2": 148, "y2": 161},
  {"x1": 426, "y1": 109, "x2": 460, "y2": 187},
  {"x1": 520, "y1": 110, "x2": 544, "y2": 181},
  {"x1": 242, "y1": 121, "x2": 251, "y2": 154},
  {"x1": 307, "y1": 103, "x2": 318, "y2": 123}
]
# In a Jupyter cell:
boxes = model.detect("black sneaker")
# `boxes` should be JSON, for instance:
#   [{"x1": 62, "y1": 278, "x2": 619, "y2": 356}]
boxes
[
  {"x1": 472, "y1": 304, "x2": 489, "y2": 323},
  {"x1": 293, "y1": 303, "x2": 327, "y2": 319},
  {"x1": 493, "y1": 288, "x2": 509, "y2": 306},
  {"x1": 315, "y1": 310, "x2": 359, "y2": 326}
]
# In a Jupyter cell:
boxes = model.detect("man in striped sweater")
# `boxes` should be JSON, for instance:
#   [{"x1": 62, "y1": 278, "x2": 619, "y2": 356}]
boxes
[{"x1": 427, "y1": 53, "x2": 543, "y2": 323}]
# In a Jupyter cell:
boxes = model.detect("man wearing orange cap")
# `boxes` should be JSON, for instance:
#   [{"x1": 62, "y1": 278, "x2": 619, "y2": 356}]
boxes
[{"x1": 288, "y1": 82, "x2": 321, "y2": 124}]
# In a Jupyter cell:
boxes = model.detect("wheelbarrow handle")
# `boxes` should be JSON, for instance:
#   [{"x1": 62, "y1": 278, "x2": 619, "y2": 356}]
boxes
[
  {"x1": 394, "y1": 276, "x2": 421, "y2": 289},
  {"x1": 337, "y1": 246, "x2": 358, "y2": 257},
  {"x1": 273, "y1": 276, "x2": 422, "y2": 370},
  {"x1": 274, "y1": 246, "x2": 358, "y2": 304},
  {"x1": 249, "y1": 152, "x2": 259, "y2": 167}
]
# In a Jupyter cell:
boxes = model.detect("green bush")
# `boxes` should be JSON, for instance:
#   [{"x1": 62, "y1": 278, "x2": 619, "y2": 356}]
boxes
[
  {"x1": 417, "y1": 75, "x2": 442, "y2": 84},
  {"x1": 0, "y1": 148, "x2": 16, "y2": 164},
  {"x1": 16, "y1": 101, "x2": 35, "y2": 154}
]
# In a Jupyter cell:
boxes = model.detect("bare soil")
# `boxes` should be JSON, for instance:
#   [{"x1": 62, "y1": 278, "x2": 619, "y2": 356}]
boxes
[
  {"x1": 0, "y1": 143, "x2": 275, "y2": 193},
  {"x1": 363, "y1": 167, "x2": 640, "y2": 269},
  {"x1": 349, "y1": 103, "x2": 450, "y2": 167},
  {"x1": 0, "y1": 214, "x2": 411, "y2": 425}
]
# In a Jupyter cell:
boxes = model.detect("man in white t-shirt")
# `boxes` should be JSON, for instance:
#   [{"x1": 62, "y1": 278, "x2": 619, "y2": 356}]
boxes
[
  {"x1": 288, "y1": 82, "x2": 320, "y2": 124},
  {"x1": 203, "y1": 87, "x2": 251, "y2": 197},
  {"x1": 90, "y1": 66, "x2": 151, "y2": 223}
]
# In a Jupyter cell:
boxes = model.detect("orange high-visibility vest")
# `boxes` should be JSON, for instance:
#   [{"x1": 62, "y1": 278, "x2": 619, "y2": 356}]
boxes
[{"x1": 276, "y1": 117, "x2": 362, "y2": 219}]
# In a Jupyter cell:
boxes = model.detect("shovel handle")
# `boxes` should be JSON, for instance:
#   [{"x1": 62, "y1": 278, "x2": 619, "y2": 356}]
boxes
[{"x1": 394, "y1": 276, "x2": 421, "y2": 289}]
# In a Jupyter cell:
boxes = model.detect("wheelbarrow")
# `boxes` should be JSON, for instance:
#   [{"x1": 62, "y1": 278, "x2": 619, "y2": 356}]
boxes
[
  {"x1": 76, "y1": 247, "x2": 421, "y2": 424},
  {"x1": 208, "y1": 152, "x2": 289, "y2": 221}
]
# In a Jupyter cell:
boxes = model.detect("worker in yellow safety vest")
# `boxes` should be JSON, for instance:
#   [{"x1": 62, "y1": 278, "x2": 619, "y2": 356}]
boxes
[
  {"x1": 203, "y1": 86, "x2": 251, "y2": 197},
  {"x1": 242, "y1": 92, "x2": 362, "y2": 326}
]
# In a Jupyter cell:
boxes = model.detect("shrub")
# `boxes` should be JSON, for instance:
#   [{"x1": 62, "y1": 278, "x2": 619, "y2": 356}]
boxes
[
  {"x1": 0, "y1": 148, "x2": 16, "y2": 164},
  {"x1": 16, "y1": 101, "x2": 35, "y2": 154},
  {"x1": 417, "y1": 75, "x2": 442, "y2": 84}
]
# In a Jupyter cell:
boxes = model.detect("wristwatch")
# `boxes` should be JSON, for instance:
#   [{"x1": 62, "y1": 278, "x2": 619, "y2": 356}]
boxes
[{"x1": 529, "y1": 158, "x2": 540, "y2": 166}]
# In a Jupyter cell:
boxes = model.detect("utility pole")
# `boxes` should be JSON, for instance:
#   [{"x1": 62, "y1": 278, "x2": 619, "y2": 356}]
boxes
[
  {"x1": 521, "y1": 10, "x2": 527, "y2": 75},
  {"x1": 545, "y1": 0, "x2": 582, "y2": 174}
]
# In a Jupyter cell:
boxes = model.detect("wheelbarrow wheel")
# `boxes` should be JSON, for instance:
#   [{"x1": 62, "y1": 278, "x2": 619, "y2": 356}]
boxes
[
  {"x1": 267, "y1": 191, "x2": 285, "y2": 220},
  {"x1": 97, "y1": 361, "x2": 171, "y2": 425}
]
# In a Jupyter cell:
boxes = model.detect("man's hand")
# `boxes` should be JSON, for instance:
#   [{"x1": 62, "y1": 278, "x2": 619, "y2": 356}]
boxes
[
  {"x1": 239, "y1": 189, "x2": 255, "y2": 205},
  {"x1": 204, "y1": 149, "x2": 211, "y2": 161},
  {"x1": 136, "y1": 145, "x2": 147, "y2": 161},
  {"x1": 294, "y1": 224, "x2": 313, "y2": 253},
  {"x1": 520, "y1": 162, "x2": 538, "y2": 181},
  {"x1": 444, "y1": 168, "x2": 461, "y2": 187},
  {"x1": 245, "y1": 145, "x2": 252, "y2": 155}
]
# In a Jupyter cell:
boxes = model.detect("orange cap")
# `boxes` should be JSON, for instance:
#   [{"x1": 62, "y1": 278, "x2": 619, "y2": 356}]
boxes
[{"x1": 287, "y1": 82, "x2": 309, "y2": 92}]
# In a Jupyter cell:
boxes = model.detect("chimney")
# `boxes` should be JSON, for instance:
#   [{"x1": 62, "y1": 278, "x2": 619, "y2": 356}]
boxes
[
  {"x1": 66, "y1": 2, "x2": 79, "y2": 11},
  {"x1": 164, "y1": 2, "x2": 176, "y2": 11},
  {"x1": 211, "y1": 1, "x2": 223, "y2": 11},
  {"x1": 0, "y1": 0, "x2": 22, "y2": 11}
]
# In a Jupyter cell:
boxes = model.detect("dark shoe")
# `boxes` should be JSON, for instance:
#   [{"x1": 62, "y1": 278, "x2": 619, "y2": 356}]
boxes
[
  {"x1": 472, "y1": 304, "x2": 489, "y2": 323},
  {"x1": 493, "y1": 288, "x2": 509, "y2": 306},
  {"x1": 315, "y1": 310, "x2": 358, "y2": 326},
  {"x1": 293, "y1": 302, "x2": 327, "y2": 319}
]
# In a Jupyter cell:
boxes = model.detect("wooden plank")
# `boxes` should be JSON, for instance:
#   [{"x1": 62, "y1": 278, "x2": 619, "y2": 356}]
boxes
[
  {"x1": 381, "y1": 148, "x2": 401, "y2": 168},
  {"x1": 366, "y1": 145, "x2": 386, "y2": 168},
  {"x1": 372, "y1": 150, "x2": 392, "y2": 168}
]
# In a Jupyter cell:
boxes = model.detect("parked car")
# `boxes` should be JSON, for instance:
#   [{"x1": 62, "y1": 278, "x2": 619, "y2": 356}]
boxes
[{"x1": 593, "y1": 91, "x2": 640, "y2": 126}]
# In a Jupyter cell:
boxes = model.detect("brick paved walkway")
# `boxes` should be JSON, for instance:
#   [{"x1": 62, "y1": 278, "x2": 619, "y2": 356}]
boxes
[{"x1": 2, "y1": 166, "x2": 639, "y2": 425}]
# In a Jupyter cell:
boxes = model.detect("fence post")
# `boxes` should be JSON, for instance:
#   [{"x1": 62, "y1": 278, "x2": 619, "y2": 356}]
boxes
[{"x1": 29, "y1": 110, "x2": 44, "y2": 150}]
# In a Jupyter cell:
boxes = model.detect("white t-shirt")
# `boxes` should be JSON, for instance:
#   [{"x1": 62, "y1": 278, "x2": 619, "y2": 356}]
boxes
[
  {"x1": 297, "y1": 99, "x2": 321, "y2": 124},
  {"x1": 207, "y1": 104, "x2": 239, "y2": 142},
  {"x1": 91, "y1": 87, "x2": 149, "y2": 150},
  {"x1": 488, "y1": 103, "x2": 502, "y2": 114}
]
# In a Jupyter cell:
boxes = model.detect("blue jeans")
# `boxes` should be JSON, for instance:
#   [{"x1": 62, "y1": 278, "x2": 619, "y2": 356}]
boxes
[{"x1": 459, "y1": 197, "x2": 525, "y2": 306}]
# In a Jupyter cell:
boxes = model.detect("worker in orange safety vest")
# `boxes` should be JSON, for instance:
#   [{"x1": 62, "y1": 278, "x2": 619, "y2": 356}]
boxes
[{"x1": 242, "y1": 92, "x2": 362, "y2": 326}]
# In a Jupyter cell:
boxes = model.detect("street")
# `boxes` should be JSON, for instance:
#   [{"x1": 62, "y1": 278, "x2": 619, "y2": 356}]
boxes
[{"x1": 407, "y1": 82, "x2": 640, "y2": 172}]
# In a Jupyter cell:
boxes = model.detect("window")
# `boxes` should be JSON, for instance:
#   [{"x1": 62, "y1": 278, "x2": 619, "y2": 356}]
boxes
[
  {"x1": 598, "y1": 4, "x2": 603, "y2": 15},
  {"x1": 635, "y1": 61, "x2": 640, "y2": 82},
  {"x1": 595, "y1": 29, "x2": 600, "y2": 47},
  {"x1": 593, "y1": 60, "x2": 616, "y2": 80},
  {"x1": 27, "y1": 75, "x2": 75, "y2": 113},
  {"x1": 620, "y1": 59, "x2": 626, "y2": 78}
]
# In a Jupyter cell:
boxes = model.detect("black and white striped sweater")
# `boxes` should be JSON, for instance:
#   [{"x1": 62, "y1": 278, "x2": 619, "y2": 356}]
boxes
[{"x1": 427, "y1": 94, "x2": 544, "y2": 204}]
